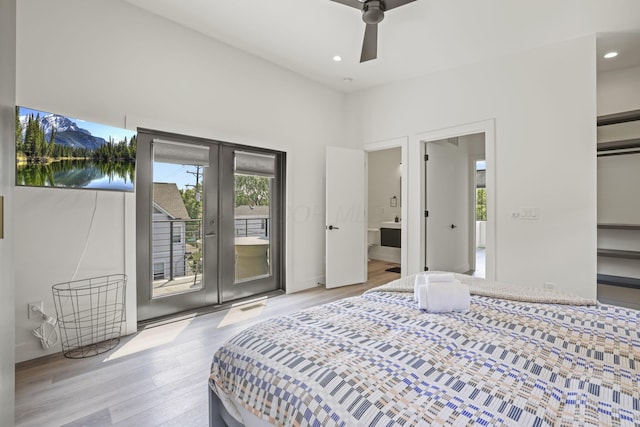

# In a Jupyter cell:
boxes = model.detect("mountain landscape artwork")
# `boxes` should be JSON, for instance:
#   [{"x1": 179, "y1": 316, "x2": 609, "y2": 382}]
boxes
[{"x1": 15, "y1": 106, "x2": 137, "y2": 191}]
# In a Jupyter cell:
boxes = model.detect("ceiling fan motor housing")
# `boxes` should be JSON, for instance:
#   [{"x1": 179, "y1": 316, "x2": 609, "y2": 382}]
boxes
[{"x1": 362, "y1": 0, "x2": 385, "y2": 25}]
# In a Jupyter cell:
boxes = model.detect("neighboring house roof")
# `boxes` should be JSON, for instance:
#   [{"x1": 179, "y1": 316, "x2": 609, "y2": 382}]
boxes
[
  {"x1": 153, "y1": 182, "x2": 191, "y2": 219},
  {"x1": 234, "y1": 205, "x2": 270, "y2": 218}
]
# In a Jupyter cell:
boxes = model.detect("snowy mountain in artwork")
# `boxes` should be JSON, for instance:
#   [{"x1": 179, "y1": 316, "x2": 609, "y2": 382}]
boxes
[
  {"x1": 20, "y1": 113, "x2": 106, "y2": 150},
  {"x1": 40, "y1": 114, "x2": 92, "y2": 135}
]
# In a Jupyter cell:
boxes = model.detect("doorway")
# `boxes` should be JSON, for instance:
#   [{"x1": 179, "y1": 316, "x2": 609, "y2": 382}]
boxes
[
  {"x1": 367, "y1": 147, "x2": 402, "y2": 274},
  {"x1": 363, "y1": 137, "x2": 408, "y2": 279},
  {"x1": 472, "y1": 158, "x2": 486, "y2": 278},
  {"x1": 136, "y1": 129, "x2": 285, "y2": 321},
  {"x1": 419, "y1": 120, "x2": 494, "y2": 279}
]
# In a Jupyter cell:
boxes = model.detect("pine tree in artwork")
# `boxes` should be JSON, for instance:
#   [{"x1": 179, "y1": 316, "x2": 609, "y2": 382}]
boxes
[
  {"x1": 23, "y1": 114, "x2": 37, "y2": 157},
  {"x1": 15, "y1": 106, "x2": 23, "y2": 154},
  {"x1": 47, "y1": 128, "x2": 57, "y2": 157},
  {"x1": 35, "y1": 117, "x2": 46, "y2": 158}
]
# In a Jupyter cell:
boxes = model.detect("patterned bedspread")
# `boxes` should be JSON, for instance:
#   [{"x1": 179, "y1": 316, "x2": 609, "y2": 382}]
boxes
[{"x1": 209, "y1": 275, "x2": 640, "y2": 426}]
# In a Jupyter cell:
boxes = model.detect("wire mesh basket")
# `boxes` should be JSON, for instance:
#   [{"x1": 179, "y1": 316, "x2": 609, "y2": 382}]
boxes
[{"x1": 52, "y1": 274, "x2": 127, "y2": 359}]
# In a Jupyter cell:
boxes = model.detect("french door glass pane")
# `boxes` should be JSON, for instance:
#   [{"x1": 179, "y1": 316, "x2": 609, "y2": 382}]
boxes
[
  {"x1": 234, "y1": 172, "x2": 272, "y2": 283},
  {"x1": 152, "y1": 161, "x2": 204, "y2": 298}
]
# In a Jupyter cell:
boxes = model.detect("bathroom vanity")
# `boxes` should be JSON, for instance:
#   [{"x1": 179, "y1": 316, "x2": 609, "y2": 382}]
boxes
[{"x1": 380, "y1": 221, "x2": 401, "y2": 248}]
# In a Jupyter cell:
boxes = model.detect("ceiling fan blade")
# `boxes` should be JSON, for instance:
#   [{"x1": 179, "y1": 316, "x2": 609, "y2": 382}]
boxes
[
  {"x1": 329, "y1": 0, "x2": 364, "y2": 10},
  {"x1": 383, "y1": 0, "x2": 417, "y2": 11},
  {"x1": 360, "y1": 23, "x2": 378, "y2": 62}
]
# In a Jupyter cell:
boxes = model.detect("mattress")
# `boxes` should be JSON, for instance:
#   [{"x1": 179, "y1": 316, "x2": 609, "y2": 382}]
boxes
[{"x1": 209, "y1": 273, "x2": 640, "y2": 426}]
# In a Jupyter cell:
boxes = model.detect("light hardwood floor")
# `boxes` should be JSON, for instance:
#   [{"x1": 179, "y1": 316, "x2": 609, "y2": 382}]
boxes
[{"x1": 15, "y1": 260, "x2": 401, "y2": 427}]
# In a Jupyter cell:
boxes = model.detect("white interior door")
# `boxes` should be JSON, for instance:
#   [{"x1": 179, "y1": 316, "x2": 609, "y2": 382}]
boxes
[
  {"x1": 426, "y1": 140, "x2": 470, "y2": 272},
  {"x1": 325, "y1": 146, "x2": 366, "y2": 288}
]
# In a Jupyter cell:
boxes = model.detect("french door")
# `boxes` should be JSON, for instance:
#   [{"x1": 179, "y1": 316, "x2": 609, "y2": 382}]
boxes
[{"x1": 136, "y1": 129, "x2": 285, "y2": 321}]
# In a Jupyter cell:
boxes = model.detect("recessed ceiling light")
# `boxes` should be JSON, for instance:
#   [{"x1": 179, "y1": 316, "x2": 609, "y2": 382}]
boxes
[
  {"x1": 604, "y1": 51, "x2": 618, "y2": 59},
  {"x1": 343, "y1": 77, "x2": 353, "y2": 83},
  {"x1": 333, "y1": 55, "x2": 342, "y2": 62}
]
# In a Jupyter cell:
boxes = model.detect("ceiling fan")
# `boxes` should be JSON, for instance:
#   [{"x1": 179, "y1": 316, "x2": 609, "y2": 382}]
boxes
[{"x1": 330, "y1": 0, "x2": 417, "y2": 62}]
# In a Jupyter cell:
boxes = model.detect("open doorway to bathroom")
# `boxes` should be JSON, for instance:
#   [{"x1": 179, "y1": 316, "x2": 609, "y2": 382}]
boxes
[{"x1": 367, "y1": 147, "x2": 402, "y2": 276}]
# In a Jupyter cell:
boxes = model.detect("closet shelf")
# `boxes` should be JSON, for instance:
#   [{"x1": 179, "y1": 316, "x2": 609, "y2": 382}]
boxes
[
  {"x1": 597, "y1": 109, "x2": 640, "y2": 126},
  {"x1": 596, "y1": 138, "x2": 640, "y2": 152},
  {"x1": 597, "y1": 248, "x2": 640, "y2": 260},
  {"x1": 598, "y1": 223, "x2": 640, "y2": 230},
  {"x1": 597, "y1": 274, "x2": 640, "y2": 289}
]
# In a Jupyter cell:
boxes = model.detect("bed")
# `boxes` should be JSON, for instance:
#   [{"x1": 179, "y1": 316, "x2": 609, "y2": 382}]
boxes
[{"x1": 209, "y1": 273, "x2": 640, "y2": 426}]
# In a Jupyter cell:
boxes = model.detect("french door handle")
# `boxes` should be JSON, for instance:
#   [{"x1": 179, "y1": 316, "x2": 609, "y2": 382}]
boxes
[
  {"x1": 205, "y1": 232, "x2": 216, "y2": 237},
  {"x1": 327, "y1": 225, "x2": 340, "y2": 230}
]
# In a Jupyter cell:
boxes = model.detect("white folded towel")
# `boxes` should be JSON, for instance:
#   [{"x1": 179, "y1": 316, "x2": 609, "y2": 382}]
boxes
[
  {"x1": 413, "y1": 274, "x2": 427, "y2": 302},
  {"x1": 426, "y1": 273, "x2": 456, "y2": 283},
  {"x1": 416, "y1": 279, "x2": 470, "y2": 313},
  {"x1": 413, "y1": 273, "x2": 456, "y2": 301}
]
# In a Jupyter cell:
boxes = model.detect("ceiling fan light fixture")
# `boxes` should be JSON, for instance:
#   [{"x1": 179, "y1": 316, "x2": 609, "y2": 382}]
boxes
[
  {"x1": 329, "y1": 0, "x2": 416, "y2": 62},
  {"x1": 362, "y1": 1, "x2": 385, "y2": 25}
]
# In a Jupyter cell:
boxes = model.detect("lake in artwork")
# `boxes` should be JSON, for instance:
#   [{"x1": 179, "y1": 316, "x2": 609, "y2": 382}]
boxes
[
  {"x1": 16, "y1": 106, "x2": 137, "y2": 191},
  {"x1": 16, "y1": 159, "x2": 135, "y2": 191}
]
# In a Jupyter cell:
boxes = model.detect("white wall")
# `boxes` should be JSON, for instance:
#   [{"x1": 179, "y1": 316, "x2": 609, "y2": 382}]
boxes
[
  {"x1": 0, "y1": 0, "x2": 16, "y2": 422},
  {"x1": 597, "y1": 65, "x2": 640, "y2": 115},
  {"x1": 597, "y1": 153, "x2": 640, "y2": 224},
  {"x1": 367, "y1": 147, "x2": 401, "y2": 262},
  {"x1": 368, "y1": 148, "x2": 401, "y2": 226},
  {"x1": 346, "y1": 36, "x2": 598, "y2": 298},
  {"x1": 15, "y1": 0, "x2": 345, "y2": 362},
  {"x1": 14, "y1": 189, "x2": 136, "y2": 362}
]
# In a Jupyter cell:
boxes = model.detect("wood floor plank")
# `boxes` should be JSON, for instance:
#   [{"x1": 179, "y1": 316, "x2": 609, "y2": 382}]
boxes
[
  {"x1": 61, "y1": 409, "x2": 113, "y2": 427},
  {"x1": 15, "y1": 260, "x2": 399, "y2": 426},
  {"x1": 109, "y1": 372, "x2": 205, "y2": 424}
]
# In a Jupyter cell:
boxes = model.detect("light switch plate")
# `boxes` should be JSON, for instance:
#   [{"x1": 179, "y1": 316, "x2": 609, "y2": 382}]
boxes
[{"x1": 519, "y1": 207, "x2": 539, "y2": 220}]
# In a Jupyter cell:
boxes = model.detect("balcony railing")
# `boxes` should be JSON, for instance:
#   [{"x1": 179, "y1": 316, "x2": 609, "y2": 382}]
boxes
[
  {"x1": 152, "y1": 217, "x2": 270, "y2": 284},
  {"x1": 235, "y1": 217, "x2": 269, "y2": 238},
  {"x1": 152, "y1": 218, "x2": 203, "y2": 283}
]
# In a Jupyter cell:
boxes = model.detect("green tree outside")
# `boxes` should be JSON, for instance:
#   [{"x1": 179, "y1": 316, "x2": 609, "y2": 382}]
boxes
[
  {"x1": 234, "y1": 175, "x2": 270, "y2": 207},
  {"x1": 476, "y1": 188, "x2": 487, "y2": 221}
]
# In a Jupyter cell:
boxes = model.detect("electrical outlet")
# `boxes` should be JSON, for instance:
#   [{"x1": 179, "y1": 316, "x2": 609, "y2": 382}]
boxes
[
  {"x1": 28, "y1": 301, "x2": 43, "y2": 319},
  {"x1": 543, "y1": 282, "x2": 556, "y2": 291}
]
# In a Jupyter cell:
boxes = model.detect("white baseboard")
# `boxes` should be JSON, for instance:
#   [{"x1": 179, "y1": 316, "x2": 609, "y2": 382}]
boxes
[
  {"x1": 454, "y1": 263, "x2": 470, "y2": 274},
  {"x1": 287, "y1": 275, "x2": 324, "y2": 294},
  {"x1": 370, "y1": 246, "x2": 400, "y2": 263}
]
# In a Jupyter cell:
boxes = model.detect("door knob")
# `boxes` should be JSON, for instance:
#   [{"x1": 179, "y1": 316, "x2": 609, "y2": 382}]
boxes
[
  {"x1": 327, "y1": 225, "x2": 340, "y2": 230},
  {"x1": 450, "y1": 224, "x2": 457, "y2": 229}
]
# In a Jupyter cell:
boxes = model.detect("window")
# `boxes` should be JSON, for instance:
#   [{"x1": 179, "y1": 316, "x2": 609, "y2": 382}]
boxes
[
  {"x1": 153, "y1": 262, "x2": 165, "y2": 280},
  {"x1": 172, "y1": 225, "x2": 182, "y2": 243}
]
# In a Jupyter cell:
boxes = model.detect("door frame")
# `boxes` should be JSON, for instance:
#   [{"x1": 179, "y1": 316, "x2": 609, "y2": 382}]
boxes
[
  {"x1": 363, "y1": 137, "x2": 409, "y2": 276},
  {"x1": 417, "y1": 119, "x2": 496, "y2": 280}
]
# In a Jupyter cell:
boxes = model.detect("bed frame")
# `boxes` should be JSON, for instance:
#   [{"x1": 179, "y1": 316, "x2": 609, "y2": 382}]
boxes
[{"x1": 209, "y1": 387, "x2": 244, "y2": 427}]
